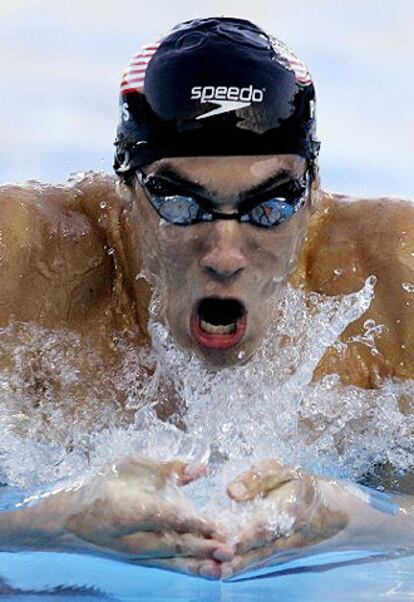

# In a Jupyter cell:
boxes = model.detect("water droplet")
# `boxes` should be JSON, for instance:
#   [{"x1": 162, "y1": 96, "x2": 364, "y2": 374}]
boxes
[
  {"x1": 135, "y1": 270, "x2": 149, "y2": 282},
  {"x1": 238, "y1": 351, "x2": 246, "y2": 360},
  {"x1": 107, "y1": 247, "x2": 114, "y2": 256},
  {"x1": 333, "y1": 268, "x2": 343, "y2": 276},
  {"x1": 99, "y1": 201, "x2": 107, "y2": 209},
  {"x1": 402, "y1": 282, "x2": 414, "y2": 293}
]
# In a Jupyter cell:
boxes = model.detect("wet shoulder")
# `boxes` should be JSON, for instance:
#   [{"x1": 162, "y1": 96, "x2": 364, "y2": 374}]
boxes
[
  {"x1": 305, "y1": 191, "x2": 414, "y2": 295},
  {"x1": 0, "y1": 173, "x2": 117, "y2": 325},
  {"x1": 329, "y1": 192, "x2": 414, "y2": 249},
  {"x1": 0, "y1": 172, "x2": 118, "y2": 241},
  {"x1": 302, "y1": 192, "x2": 414, "y2": 384}
]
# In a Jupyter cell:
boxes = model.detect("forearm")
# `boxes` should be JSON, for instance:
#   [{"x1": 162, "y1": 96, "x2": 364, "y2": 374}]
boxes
[
  {"x1": 0, "y1": 456, "x2": 223, "y2": 581},
  {"x1": 0, "y1": 483, "x2": 90, "y2": 554},
  {"x1": 320, "y1": 481, "x2": 414, "y2": 552}
]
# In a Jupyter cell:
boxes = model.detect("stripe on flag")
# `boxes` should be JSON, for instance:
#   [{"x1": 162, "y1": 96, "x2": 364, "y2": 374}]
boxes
[
  {"x1": 120, "y1": 41, "x2": 161, "y2": 94},
  {"x1": 270, "y1": 37, "x2": 312, "y2": 86}
]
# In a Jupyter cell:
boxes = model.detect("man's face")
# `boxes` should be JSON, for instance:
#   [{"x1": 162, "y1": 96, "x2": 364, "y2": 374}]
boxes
[{"x1": 130, "y1": 155, "x2": 314, "y2": 367}]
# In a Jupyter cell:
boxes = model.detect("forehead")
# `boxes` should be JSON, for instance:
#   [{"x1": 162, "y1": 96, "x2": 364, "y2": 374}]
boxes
[{"x1": 146, "y1": 155, "x2": 305, "y2": 196}]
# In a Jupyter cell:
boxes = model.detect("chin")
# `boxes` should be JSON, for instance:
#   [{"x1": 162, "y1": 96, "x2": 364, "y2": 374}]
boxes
[
  {"x1": 194, "y1": 347, "x2": 242, "y2": 369},
  {"x1": 191, "y1": 338, "x2": 258, "y2": 369}
]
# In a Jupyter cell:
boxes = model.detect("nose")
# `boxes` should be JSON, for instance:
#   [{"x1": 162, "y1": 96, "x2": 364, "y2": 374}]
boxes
[{"x1": 199, "y1": 221, "x2": 247, "y2": 282}]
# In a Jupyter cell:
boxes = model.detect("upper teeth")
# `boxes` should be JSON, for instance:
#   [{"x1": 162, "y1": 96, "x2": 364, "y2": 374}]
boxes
[{"x1": 200, "y1": 320, "x2": 236, "y2": 334}]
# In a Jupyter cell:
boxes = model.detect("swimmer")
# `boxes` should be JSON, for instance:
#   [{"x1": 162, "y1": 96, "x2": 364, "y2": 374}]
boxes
[{"x1": 0, "y1": 17, "x2": 413, "y2": 580}]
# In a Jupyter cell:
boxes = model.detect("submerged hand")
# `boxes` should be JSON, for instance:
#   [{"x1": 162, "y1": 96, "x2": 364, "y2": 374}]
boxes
[
  {"x1": 223, "y1": 459, "x2": 348, "y2": 577},
  {"x1": 64, "y1": 455, "x2": 234, "y2": 578}
]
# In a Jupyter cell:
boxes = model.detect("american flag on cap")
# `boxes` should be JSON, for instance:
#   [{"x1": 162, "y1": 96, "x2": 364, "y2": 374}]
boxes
[
  {"x1": 270, "y1": 37, "x2": 312, "y2": 86},
  {"x1": 120, "y1": 40, "x2": 161, "y2": 95}
]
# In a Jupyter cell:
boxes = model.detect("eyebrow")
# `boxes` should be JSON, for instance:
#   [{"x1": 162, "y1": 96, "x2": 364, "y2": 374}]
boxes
[{"x1": 150, "y1": 165, "x2": 297, "y2": 203}]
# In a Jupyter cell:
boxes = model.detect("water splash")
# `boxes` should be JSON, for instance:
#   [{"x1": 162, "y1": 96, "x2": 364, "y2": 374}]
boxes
[{"x1": 0, "y1": 276, "x2": 413, "y2": 520}]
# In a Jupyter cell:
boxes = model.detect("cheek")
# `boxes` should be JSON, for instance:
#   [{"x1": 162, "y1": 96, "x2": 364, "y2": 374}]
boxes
[
  {"x1": 139, "y1": 218, "x2": 200, "y2": 283},
  {"x1": 156, "y1": 227, "x2": 200, "y2": 276},
  {"x1": 137, "y1": 224, "x2": 160, "y2": 277},
  {"x1": 134, "y1": 197, "x2": 187, "y2": 276},
  {"x1": 249, "y1": 215, "x2": 309, "y2": 285}
]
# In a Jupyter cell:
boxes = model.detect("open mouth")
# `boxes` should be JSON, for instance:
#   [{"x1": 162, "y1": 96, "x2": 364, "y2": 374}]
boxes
[{"x1": 190, "y1": 298, "x2": 247, "y2": 350}]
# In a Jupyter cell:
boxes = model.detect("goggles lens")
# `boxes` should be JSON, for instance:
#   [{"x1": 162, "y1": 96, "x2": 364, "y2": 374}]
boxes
[{"x1": 136, "y1": 170, "x2": 309, "y2": 228}]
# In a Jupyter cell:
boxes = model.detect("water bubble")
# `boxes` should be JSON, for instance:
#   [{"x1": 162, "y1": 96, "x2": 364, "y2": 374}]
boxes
[
  {"x1": 135, "y1": 270, "x2": 149, "y2": 282},
  {"x1": 402, "y1": 282, "x2": 414, "y2": 293},
  {"x1": 99, "y1": 201, "x2": 107, "y2": 209},
  {"x1": 107, "y1": 247, "x2": 114, "y2": 256}
]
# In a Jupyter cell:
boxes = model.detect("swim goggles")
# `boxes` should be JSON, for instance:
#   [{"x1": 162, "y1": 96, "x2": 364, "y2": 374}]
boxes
[{"x1": 135, "y1": 169, "x2": 310, "y2": 228}]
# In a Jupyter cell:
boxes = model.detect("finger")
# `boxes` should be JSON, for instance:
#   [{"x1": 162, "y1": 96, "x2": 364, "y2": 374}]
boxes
[
  {"x1": 173, "y1": 515, "x2": 230, "y2": 543},
  {"x1": 227, "y1": 459, "x2": 296, "y2": 502},
  {"x1": 234, "y1": 517, "x2": 281, "y2": 555},
  {"x1": 161, "y1": 461, "x2": 207, "y2": 486},
  {"x1": 140, "y1": 503, "x2": 229, "y2": 541},
  {"x1": 232, "y1": 478, "x2": 337, "y2": 556},
  {"x1": 111, "y1": 455, "x2": 167, "y2": 489},
  {"x1": 110, "y1": 456, "x2": 207, "y2": 489},
  {"x1": 224, "y1": 530, "x2": 313, "y2": 577},
  {"x1": 140, "y1": 557, "x2": 226, "y2": 580},
  {"x1": 235, "y1": 502, "x2": 348, "y2": 560},
  {"x1": 118, "y1": 531, "x2": 235, "y2": 561},
  {"x1": 69, "y1": 494, "x2": 228, "y2": 545}
]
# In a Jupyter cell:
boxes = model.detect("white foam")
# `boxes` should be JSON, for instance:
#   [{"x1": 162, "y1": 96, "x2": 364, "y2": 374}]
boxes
[{"x1": 0, "y1": 276, "x2": 413, "y2": 525}]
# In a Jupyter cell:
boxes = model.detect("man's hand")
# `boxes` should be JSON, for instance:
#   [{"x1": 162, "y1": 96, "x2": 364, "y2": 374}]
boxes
[
  {"x1": 63, "y1": 455, "x2": 234, "y2": 578},
  {"x1": 223, "y1": 459, "x2": 349, "y2": 577}
]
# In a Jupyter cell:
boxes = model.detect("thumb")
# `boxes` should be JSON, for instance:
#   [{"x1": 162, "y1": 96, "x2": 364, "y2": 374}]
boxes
[
  {"x1": 227, "y1": 460, "x2": 295, "y2": 502},
  {"x1": 161, "y1": 461, "x2": 208, "y2": 486}
]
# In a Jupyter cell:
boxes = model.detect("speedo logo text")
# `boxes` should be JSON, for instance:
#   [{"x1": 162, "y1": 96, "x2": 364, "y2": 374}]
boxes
[{"x1": 191, "y1": 85, "x2": 264, "y2": 103}]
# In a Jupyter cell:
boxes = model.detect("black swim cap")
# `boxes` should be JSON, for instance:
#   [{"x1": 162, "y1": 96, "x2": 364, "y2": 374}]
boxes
[{"x1": 114, "y1": 17, "x2": 320, "y2": 182}]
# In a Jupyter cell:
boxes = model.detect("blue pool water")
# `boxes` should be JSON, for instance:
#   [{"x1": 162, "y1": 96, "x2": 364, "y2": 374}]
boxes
[
  {"x1": 0, "y1": 552, "x2": 414, "y2": 602},
  {"x1": 1, "y1": 550, "x2": 414, "y2": 601}
]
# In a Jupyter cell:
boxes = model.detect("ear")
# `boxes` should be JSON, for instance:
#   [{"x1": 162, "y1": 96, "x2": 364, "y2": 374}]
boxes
[{"x1": 116, "y1": 177, "x2": 133, "y2": 209}]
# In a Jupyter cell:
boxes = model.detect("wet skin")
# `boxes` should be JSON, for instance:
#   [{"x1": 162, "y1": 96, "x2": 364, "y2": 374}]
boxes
[
  {"x1": 1, "y1": 155, "x2": 414, "y2": 578},
  {"x1": 2, "y1": 155, "x2": 414, "y2": 385},
  {"x1": 131, "y1": 155, "x2": 313, "y2": 367}
]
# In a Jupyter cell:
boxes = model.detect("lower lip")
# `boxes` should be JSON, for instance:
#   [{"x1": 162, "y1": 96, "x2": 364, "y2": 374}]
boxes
[{"x1": 190, "y1": 312, "x2": 247, "y2": 350}]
